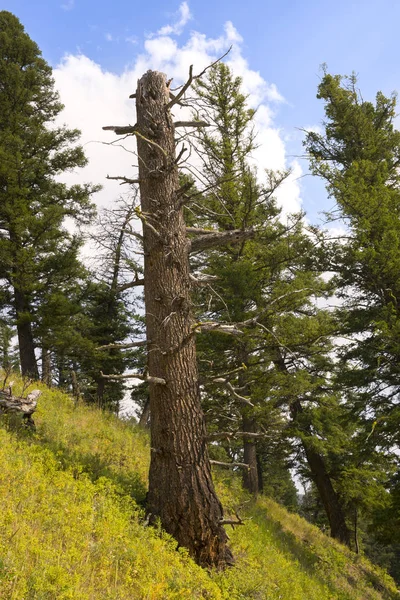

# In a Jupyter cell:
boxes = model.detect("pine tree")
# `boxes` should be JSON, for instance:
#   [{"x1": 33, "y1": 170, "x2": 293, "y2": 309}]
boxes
[
  {"x1": 304, "y1": 70, "x2": 400, "y2": 549},
  {"x1": 191, "y1": 64, "x2": 354, "y2": 546},
  {"x1": 0, "y1": 11, "x2": 98, "y2": 377}
]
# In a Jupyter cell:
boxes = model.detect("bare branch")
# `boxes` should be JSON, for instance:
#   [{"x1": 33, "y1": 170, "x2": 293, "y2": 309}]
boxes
[
  {"x1": 189, "y1": 273, "x2": 219, "y2": 285},
  {"x1": 117, "y1": 277, "x2": 145, "y2": 292},
  {"x1": 220, "y1": 510, "x2": 246, "y2": 527},
  {"x1": 134, "y1": 130, "x2": 169, "y2": 169},
  {"x1": 212, "y1": 379, "x2": 254, "y2": 407},
  {"x1": 189, "y1": 228, "x2": 255, "y2": 253},
  {"x1": 207, "y1": 431, "x2": 266, "y2": 440},
  {"x1": 210, "y1": 459, "x2": 250, "y2": 470},
  {"x1": 106, "y1": 175, "x2": 141, "y2": 185},
  {"x1": 167, "y1": 65, "x2": 193, "y2": 109},
  {"x1": 97, "y1": 340, "x2": 147, "y2": 350},
  {"x1": 174, "y1": 121, "x2": 210, "y2": 128},
  {"x1": 193, "y1": 321, "x2": 243, "y2": 336},
  {"x1": 168, "y1": 47, "x2": 232, "y2": 109},
  {"x1": 100, "y1": 371, "x2": 166, "y2": 385},
  {"x1": 103, "y1": 124, "x2": 138, "y2": 135},
  {"x1": 186, "y1": 227, "x2": 218, "y2": 235}
]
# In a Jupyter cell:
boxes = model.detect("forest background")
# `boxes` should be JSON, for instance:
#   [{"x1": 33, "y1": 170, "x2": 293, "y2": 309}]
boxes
[{"x1": 2, "y1": 0, "x2": 400, "y2": 583}]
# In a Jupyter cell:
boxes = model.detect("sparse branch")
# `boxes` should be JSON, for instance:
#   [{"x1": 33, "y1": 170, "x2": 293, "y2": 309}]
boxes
[
  {"x1": 167, "y1": 47, "x2": 232, "y2": 109},
  {"x1": 207, "y1": 431, "x2": 267, "y2": 440},
  {"x1": 189, "y1": 228, "x2": 255, "y2": 253},
  {"x1": 103, "y1": 124, "x2": 138, "y2": 135},
  {"x1": 117, "y1": 277, "x2": 145, "y2": 292},
  {"x1": 189, "y1": 273, "x2": 219, "y2": 285},
  {"x1": 100, "y1": 371, "x2": 166, "y2": 385},
  {"x1": 210, "y1": 460, "x2": 250, "y2": 470},
  {"x1": 106, "y1": 175, "x2": 141, "y2": 185},
  {"x1": 174, "y1": 121, "x2": 210, "y2": 128},
  {"x1": 97, "y1": 340, "x2": 147, "y2": 350},
  {"x1": 212, "y1": 379, "x2": 254, "y2": 407},
  {"x1": 220, "y1": 510, "x2": 246, "y2": 527},
  {"x1": 167, "y1": 65, "x2": 193, "y2": 109},
  {"x1": 186, "y1": 227, "x2": 218, "y2": 235},
  {"x1": 193, "y1": 321, "x2": 243, "y2": 335}
]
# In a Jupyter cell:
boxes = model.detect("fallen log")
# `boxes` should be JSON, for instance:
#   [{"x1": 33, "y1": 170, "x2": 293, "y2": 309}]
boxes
[{"x1": 0, "y1": 388, "x2": 41, "y2": 429}]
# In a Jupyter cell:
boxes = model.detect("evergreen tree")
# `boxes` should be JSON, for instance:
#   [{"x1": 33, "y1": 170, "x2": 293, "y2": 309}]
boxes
[
  {"x1": 304, "y1": 70, "x2": 400, "y2": 551},
  {"x1": 0, "y1": 11, "x2": 98, "y2": 377},
  {"x1": 192, "y1": 64, "x2": 353, "y2": 546}
]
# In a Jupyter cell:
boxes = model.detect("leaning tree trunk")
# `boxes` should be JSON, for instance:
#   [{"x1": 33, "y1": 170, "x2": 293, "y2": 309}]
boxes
[
  {"x1": 273, "y1": 349, "x2": 351, "y2": 547},
  {"x1": 136, "y1": 70, "x2": 232, "y2": 568},
  {"x1": 242, "y1": 412, "x2": 260, "y2": 495},
  {"x1": 239, "y1": 345, "x2": 260, "y2": 495},
  {"x1": 291, "y1": 398, "x2": 351, "y2": 547}
]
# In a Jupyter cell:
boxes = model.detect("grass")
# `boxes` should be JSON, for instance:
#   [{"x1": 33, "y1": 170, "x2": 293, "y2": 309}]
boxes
[{"x1": 0, "y1": 378, "x2": 399, "y2": 599}]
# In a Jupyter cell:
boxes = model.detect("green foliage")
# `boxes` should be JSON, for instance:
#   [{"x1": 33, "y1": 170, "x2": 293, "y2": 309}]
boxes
[
  {"x1": 0, "y1": 378, "x2": 397, "y2": 599},
  {"x1": 0, "y1": 11, "x2": 99, "y2": 376},
  {"x1": 304, "y1": 70, "x2": 400, "y2": 559}
]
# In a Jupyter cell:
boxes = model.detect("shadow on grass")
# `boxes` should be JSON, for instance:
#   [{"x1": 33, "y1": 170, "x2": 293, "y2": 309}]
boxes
[
  {"x1": 0, "y1": 415, "x2": 148, "y2": 505},
  {"x1": 252, "y1": 506, "x2": 398, "y2": 600}
]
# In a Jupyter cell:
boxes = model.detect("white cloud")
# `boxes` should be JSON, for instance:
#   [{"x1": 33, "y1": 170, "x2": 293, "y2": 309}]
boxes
[
  {"x1": 156, "y1": 1, "x2": 192, "y2": 37},
  {"x1": 53, "y1": 16, "x2": 302, "y2": 215},
  {"x1": 61, "y1": 0, "x2": 74, "y2": 10},
  {"x1": 105, "y1": 33, "x2": 114, "y2": 42}
]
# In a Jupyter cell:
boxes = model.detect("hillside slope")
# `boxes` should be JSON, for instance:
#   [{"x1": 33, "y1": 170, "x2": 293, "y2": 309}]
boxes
[{"x1": 0, "y1": 380, "x2": 398, "y2": 599}]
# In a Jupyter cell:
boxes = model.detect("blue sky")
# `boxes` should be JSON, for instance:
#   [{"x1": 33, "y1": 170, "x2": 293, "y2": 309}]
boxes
[{"x1": 4, "y1": 0, "x2": 400, "y2": 222}]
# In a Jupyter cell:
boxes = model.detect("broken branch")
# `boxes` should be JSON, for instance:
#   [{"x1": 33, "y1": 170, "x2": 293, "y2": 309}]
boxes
[
  {"x1": 210, "y1": 460, "x2": 250, "y2": 470},
  {"x1": 106, "y1": 175, "x2": 141, "y2": 185},
  {"x1": 189, "y1": 228, "x2": 255, "y2": 253},
  {"x1": 100, "y1": 371, "x2": 166, "y2": 385},
  {"x1": 193, "y1": 321, "x2": 243, "y2": 336},
  {"x1": 103, "y1": 124, "x2": 138, "y2": 135},
  {"x1": 174, "y1": 121, "x2": 210, "y2": 128},
  {"x1": 97, "y1": 340, "x2": 147, "y2": 350}
]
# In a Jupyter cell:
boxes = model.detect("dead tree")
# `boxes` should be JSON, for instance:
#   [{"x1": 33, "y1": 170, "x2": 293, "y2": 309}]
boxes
[
  {"x1": 103, "y1": 67, "x2": 246, "y2": 567},
  {"x1": 0, "y1": 384, "x2": 41, "y2": 428}
]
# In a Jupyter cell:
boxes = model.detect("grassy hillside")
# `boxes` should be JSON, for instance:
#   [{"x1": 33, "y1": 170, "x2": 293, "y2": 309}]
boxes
[{"x1": 0, "y1": 380, "x2": 398, "y2": 599}]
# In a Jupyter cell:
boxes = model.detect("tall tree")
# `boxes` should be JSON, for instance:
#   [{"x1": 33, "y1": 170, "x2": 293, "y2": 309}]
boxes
[
  {"x1": 191, "y1": 63, "x2": 289, "y2": 495},
  {"x1": 103, "y1": 65, "x2": 257, "y2": 567},
  {"x1": 190, "y1": 64, "x2": 349, "y2": 543},
  {"x1": 304, "y1": 70, "x2": 400, "y2": 549},
  {"x1": 0, "y1": 11, "x2": 98, "y2": 377}
]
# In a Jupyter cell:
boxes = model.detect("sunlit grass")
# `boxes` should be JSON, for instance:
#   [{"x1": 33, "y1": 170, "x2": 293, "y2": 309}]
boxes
[{"x1": 0, "y1": 378, "x2": 398, "y2": 599}]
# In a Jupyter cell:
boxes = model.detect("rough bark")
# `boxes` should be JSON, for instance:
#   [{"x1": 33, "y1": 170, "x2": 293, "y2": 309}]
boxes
[
  {"x1": 135, "y1": 70, "x2": 232, "y2": 568},
  {"x1": 14, "y1": 288, "x2": 38, "y2": 379}
]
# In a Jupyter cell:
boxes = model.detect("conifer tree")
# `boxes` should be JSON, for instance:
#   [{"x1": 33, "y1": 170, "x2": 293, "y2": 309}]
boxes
[
  {"x1": 0, "y1": 11, "x2": 98, "y2": 377},
  {"x1": 304, "y1": 70, "x2": 400, "y2": 550},
  {"x1": 191, "y1": 64, "x2": 353, "y2": 546}
]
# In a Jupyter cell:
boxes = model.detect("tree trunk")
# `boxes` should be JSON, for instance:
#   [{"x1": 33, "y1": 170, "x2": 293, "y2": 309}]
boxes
[
  {"x1": 291, "y1": 398, "x2": 351, "y2": 547},
  {"x1": 273, "y1": 349, "x2": 351, "y2": 547},
  {"x1": 14, "y1": 288, "x2": 38, "y2": 378},
  {"x1": 138, "y1": 397, "x2": 150, "y2": 428},
  {"x1": 136, "y1": 70, "x2": 232, "y2": 568},
  {"x1": 242, "y1": 413, "x2": 259, "y2": 495},
  {"x1": 96, "y1": 377, "x2": 105, "y2": 407}
]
